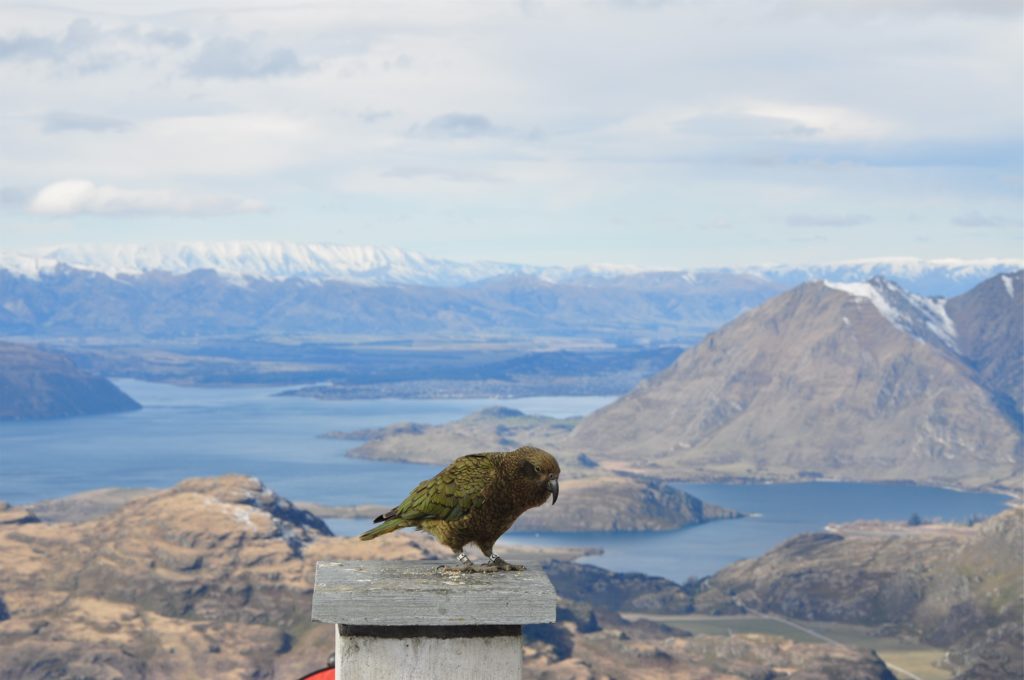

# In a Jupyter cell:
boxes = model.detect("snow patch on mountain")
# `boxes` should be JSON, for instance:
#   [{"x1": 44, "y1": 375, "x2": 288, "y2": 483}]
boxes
[
  {"x1": 1002, "y1": 275, "x2": 1016, "y2": 298},
  {"x1": 825, "y1": 278, "x2": 958, "y2": 351},
  {"x1": 0, "y1": 253, "x2": 59, "y2": 280}
]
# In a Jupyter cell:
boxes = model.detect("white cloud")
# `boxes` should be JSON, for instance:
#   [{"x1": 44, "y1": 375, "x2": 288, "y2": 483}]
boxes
[
  {"x1": 186, "y1": 37, "x2": 307, "y2": 79},
  {"x1": 29, "y1": 180, "x2": 266, "y2": 216},
  {"x1": 741, "y1": 102, "x2": 893, "y2": 141}
]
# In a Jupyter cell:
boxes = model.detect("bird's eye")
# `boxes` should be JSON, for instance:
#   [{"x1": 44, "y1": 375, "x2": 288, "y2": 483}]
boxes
[{"x1": 533, "y1": 464, "x2": 541, "y2": 475}]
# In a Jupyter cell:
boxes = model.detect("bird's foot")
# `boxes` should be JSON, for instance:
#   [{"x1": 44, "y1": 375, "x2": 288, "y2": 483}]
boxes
[
  {"x1": 436, "y1": 553, "x2": 524, "y2": 573},
  {"x1": 487, "y1": 554, "x2": 526, "y2": 571}
]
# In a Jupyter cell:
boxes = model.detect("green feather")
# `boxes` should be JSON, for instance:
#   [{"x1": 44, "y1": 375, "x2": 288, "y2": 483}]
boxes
[
  {"x1": 358, "y1": 517, "x2": 409, "y2": 540},
  {"x1": 359, "y1": 453, "x2": 497, "y2": 541}
]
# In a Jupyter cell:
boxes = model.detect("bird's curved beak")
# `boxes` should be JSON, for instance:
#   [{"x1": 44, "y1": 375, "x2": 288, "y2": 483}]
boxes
[{"x1": 547, "y1": 477, "x2": 559, "y2": 505}]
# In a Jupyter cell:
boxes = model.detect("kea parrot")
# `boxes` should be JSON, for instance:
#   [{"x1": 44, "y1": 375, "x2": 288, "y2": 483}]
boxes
[{"x1": 359, "y1": 445, "x2": 560, "y2": 572}]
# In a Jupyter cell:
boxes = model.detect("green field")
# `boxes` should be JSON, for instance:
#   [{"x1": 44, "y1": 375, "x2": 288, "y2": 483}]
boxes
[{"x1": 623, "y1": 614, "x2": 953, "y2": 680}]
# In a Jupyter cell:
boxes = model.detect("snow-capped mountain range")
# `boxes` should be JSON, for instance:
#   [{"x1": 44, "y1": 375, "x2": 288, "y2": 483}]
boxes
[
  {"x1": 0, "y1": 242, "x2": 635, "y2": 287},
  {"x1": 1, "y1": 241, "x2": 1019, "y2": 295},
  {"x1": 1, "y1": 241, "x2": 1020, "y2": 344}
]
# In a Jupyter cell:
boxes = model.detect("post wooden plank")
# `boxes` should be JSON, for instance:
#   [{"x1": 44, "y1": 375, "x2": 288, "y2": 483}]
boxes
[{"x1": 312, "y1": 560, "x2": 557, "y2": 626}]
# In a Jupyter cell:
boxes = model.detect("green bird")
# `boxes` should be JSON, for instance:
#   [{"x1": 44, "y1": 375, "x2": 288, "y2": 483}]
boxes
[{"x1": 359, "y1": 445, "x2": 560, "y2": 571}]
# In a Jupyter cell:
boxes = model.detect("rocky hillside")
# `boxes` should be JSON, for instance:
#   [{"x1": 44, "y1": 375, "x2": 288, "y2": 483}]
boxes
[
  {"x1": 569, "y1": 274, "x2": 1023, "y2": 490},
  {"x1": 0, "y1": 475, "x2": 898, "y2": 679},
  {"x1": 697, "y1": 508, "x2": 1024, "y2": 679},
  {"x1": 0, "y1": 475, "x2": 446, "y2": 679},
  {"x1": 945, "y1": 271, "x2": 1023, "y2": 417},
  {"x1": 0, "y1": 341, "x2": 140, "y2": 420},
  {"x1": 525, "y1": 611, "x2": 896, "y2": 680}
]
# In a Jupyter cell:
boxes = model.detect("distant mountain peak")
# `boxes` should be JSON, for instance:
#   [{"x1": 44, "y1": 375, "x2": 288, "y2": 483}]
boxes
[{"x1": 570, "y1": 272, "x2": 1022, "y2": 490}]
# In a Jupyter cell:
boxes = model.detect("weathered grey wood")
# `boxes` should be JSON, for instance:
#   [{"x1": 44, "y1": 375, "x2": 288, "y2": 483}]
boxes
[
  {"x1": 335, "y1": 624, "x2": 522, "y2": 679},
  {"x1": 312, "y1": 560, "x2": 557, "y2": 626}
]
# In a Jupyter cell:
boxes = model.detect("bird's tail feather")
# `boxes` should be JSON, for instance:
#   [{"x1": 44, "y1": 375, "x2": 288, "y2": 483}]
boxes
[{"x1": 359, "y1": 518, "x2": 409, "y2": 541}]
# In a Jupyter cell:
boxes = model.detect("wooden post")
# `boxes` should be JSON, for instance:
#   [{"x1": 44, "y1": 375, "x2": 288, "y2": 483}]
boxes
[{"x1": 312, "y1": 560, "x2": 556, "y2": 680}]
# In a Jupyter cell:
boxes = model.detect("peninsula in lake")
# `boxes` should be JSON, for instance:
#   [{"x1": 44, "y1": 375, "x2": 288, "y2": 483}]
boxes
[{"x1": 0, "y1": 341, "x2": 140, "y2": 421}]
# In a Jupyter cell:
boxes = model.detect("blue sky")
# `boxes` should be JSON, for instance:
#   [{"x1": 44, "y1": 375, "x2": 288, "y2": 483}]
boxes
[{"x1": 1, "y1": 0, "x2": 1021, "y2": 269}]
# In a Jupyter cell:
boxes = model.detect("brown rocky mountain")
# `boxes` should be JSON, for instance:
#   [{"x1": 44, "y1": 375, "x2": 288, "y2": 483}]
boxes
[
  {"x1": 0, "y1": 475, "x2": 896, "y2": 679},
  {"x1": 696, "y1": 508, "x2": 1024, "y2": 680},
  {"x1": 0, "y1": 475, "x2": 444, "y2": 679},
  {"x1": 945, "y1": 270, "x2": 1023, "y2": 417},
  {"x1": 525, "y1": 613, "x2": 897, "y2": 680},
  {"x1": 0, "y1": 341, "x2": 140, "y2": 420},
  {"x1": 569, "y1": 275, "x2": 1023, "y2": 491}
]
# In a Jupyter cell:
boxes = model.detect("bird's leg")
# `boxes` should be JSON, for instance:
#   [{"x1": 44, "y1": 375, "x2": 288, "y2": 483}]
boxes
[
  {"x1": 486, "y1": 552, "x2": 526, "y2": 571},
  {"x1": 440, "y1": 551, "x2": 486, "y2": 573}
]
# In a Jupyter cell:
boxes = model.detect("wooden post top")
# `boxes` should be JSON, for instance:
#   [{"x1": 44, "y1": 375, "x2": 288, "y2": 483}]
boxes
[{"x1": 311, "y1": 560, "x2": 557, "y2": 627}]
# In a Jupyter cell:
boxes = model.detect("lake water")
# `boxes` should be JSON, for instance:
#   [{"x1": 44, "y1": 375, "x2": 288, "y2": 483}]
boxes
[
  {"x1": 0, "y1": 379, "x2": 614, "y2": 507},
  {"x1": 0, "y1": 381, "x2": 1010, "y2": 584},
  {"x1": 495, "y1": 481, "x2": 1009, "y2": 582}
]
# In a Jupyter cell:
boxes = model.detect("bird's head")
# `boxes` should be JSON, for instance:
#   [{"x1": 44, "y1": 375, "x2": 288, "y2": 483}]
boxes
[{"x1": 509, "y1": 445, "x2": 561, "y2": 506}]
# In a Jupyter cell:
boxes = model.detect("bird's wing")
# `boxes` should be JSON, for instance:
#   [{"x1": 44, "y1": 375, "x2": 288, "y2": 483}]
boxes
[{"x1": 385, "y1": 453, "x2": 497, "y2": 522}]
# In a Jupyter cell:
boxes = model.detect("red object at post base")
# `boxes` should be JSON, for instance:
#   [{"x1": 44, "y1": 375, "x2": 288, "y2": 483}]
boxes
[{"x1": 296, "y1": 666, "x2": 333, "y2": 680}]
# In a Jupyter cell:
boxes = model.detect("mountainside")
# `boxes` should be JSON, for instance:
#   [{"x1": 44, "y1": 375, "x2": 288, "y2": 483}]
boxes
[
  {"x1": 0, "y1": 341, "x2": 140, "y2": 420},
  {"x1": 946, "y1": 271, "x2": 1024, "y2": 418},
  {"x1": 0, "y1": 265, "x2": 776, "y2": 342},
  {"x1": 0, "y1": 475, "x2": 897, "y2": 680},
  {"x1": 1, "y1": 243, "x2": 1019, "y2": 343},
  {"x1": 570, "y1": 275, "x2": 1023, "y2": 490},
  {"x1": 697, "y1": 508, "x2": 1024, "y2": 680},
  {"x1": 0, "y1": 474, "x2": 445, "y2": 679}
]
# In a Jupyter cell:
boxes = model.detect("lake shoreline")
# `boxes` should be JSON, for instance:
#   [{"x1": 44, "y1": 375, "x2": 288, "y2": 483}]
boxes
[{"x1": 2, "y1": 380, "x2": 1010, "y2": 585}]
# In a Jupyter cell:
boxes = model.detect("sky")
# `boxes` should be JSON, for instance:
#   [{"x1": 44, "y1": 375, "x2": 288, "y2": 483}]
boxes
[{"x1": 1, "y1": 0, "x2": 1021, "y2": 269}]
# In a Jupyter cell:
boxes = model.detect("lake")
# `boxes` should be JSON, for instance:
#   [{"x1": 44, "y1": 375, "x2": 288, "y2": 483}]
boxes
[
  {"x1": 0, "y1": 380, "x2": 1010, "y2": 584},
  {"x1": 495, "y1": 481, "x2": 1009, "y2": 582},
  {"x1": 0, "y1": 379, "x2": 613, "y2": 507}
]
